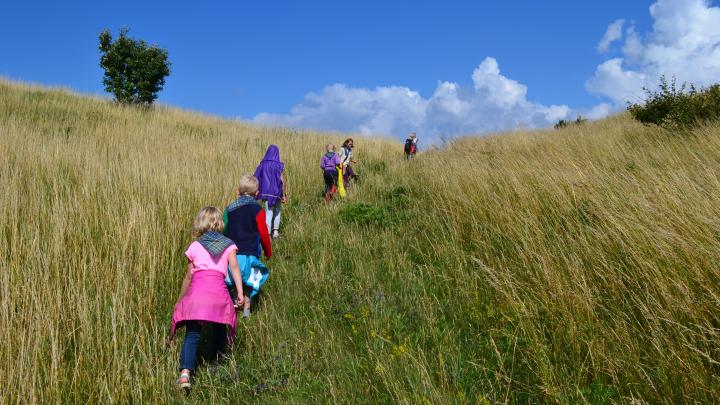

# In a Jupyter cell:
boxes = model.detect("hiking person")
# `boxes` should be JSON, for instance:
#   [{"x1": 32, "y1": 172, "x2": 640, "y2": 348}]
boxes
[
  {"x1": 320, "y1": 144, "x2": 341, "y2": 205},
  {"x1": 169, "y1": 206, "x2": 245, "y2": 391},
  {"x1": 338, "y1": 138, "x2": 358, "y2": 188},
  {"x1": 254, "y1": 145, "x2": 286, "y2": 239},
  {"x1": 223, "y1": 175, "x2": 273, "y2": 319},
  {"x1": 404, "y1": 132, "x2": 418, "y2": 159}
]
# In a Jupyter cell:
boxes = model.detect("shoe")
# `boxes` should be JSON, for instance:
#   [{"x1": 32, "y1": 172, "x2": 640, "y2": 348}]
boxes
[
  {"x1": 177, "y1": 372, "x2": 191, "y2": 392},
  {"x1": 272, "y1": 230, "x2": 280, "y2": 239}
]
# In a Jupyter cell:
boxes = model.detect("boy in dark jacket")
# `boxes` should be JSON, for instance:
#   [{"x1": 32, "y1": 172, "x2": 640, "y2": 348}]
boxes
[{"x1": 224, "y1": 174, "x2": 272, "y2": 318}]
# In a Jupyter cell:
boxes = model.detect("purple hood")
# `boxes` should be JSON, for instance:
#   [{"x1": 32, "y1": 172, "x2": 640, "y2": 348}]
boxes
[{"x1": 254, "y1": 145, "x2": 285, "y2": 207}]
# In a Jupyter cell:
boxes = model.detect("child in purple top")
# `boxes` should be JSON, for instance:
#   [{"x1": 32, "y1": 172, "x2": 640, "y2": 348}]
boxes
[
  {"x1": 320, "y1": 143, "x2": 341, "y2": 205},
  {"x1": 254, "y1": 145, "x2": 287, "y2": 239}
]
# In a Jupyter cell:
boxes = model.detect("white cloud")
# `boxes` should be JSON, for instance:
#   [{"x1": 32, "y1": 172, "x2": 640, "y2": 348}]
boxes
[
  {"x1": 597, "y1": 19, "x2": 626, "y2": 53},
  {"x1": 584, "y1": 102, "x2": 614, "y2": 120},
  {"x1": 471, "y1": 58, "x2": 527, "y2": 107},
  {"x1": 254, "y1": 84, "x2": 427, "y2": 137},
  {"x1": 621, "y1": 25, "x2": 644, "y2": 63},
  {"x1": 254, "y1": 57, "x2": 571, "y2": 144},
  {"x1": 586, "y1": 58, "x2": 648, "y2": 104},
  {"x1": 588, "y1": 0, "x2": 720, "y2": 105}
]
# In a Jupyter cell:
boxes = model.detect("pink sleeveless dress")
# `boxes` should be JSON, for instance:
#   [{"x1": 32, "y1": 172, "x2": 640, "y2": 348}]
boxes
[{"x1": 170, "y1": 242, "x2": 238, "y2": 342}]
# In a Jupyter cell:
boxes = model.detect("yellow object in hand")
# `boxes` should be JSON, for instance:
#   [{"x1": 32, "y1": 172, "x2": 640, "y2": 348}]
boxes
[{"x1": 337, "y1": 165, "x2": 346, "y2": 198}]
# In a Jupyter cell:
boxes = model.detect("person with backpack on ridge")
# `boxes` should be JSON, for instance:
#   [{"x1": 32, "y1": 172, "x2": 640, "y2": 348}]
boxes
[{"x1": 404, "y1": 132, "x2": 418, "y2": 160}]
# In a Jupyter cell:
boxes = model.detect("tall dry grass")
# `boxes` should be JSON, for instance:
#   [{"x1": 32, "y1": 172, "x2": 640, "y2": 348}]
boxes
[
  {"x1": 2, "y1": 79, "x2": 720, "y2": 403},
  {"x1": 0, "y1": 80, "x2": 400, "y2": 403},
  {"x1": 415, "y1": 118, "x2": 720, "y2": 402}
]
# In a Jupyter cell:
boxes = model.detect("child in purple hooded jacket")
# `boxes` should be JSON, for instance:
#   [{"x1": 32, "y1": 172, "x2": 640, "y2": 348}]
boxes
[
  {"x1": 320, "y1": 143, "x2": 341, "y2": 205},
  {"x1": 254, "y1": 145, "x2": 287, "y2": 239}
]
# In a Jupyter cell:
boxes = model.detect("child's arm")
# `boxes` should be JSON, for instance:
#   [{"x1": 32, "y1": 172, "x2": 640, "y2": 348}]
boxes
[
  {"x1": 227, "y1": 253, "x2": 244, "y2": 307},
  {"x1": 177, "y1": 262, "x2": 193, "y2": 301},
  {"x1": 281, "y1": 173, "x2": 287, "y2": 202},
  {"x1": 255, "y1": 210, "x2": 272, "y2": 258}
]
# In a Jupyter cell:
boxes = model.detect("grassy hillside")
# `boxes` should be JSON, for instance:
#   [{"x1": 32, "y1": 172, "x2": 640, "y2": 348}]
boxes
[{"x1": 2, "y1": 79, "x2": 720, "y2": 403}]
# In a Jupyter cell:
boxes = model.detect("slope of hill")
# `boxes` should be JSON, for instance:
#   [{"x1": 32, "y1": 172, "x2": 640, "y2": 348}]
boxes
[{"x1": 2, "y1": 79, "x2": 720, "y2": 403}]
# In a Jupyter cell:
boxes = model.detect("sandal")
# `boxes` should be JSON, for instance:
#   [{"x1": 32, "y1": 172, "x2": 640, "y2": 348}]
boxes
[{"x1": 177, "y1": 372, "x2": 191, "y2": 391}]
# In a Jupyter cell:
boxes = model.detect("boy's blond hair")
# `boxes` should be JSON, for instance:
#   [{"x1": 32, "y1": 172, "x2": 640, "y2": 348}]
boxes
[
  {"x1": 191, "y1": 206, "x2": 224, "y2": 237},
  {"x1": 237, "y1": 174, "x2": 259, "y2": 196}
]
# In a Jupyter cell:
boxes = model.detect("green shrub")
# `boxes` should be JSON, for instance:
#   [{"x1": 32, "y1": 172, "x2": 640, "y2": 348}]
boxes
[
  {"x1": 387, "y1": 186, "x2": 410, "y2": 208},
  {"x1": 554, "y1": 116, "x2": 587, "y2": 130},
  {"x1": 628, "y1": 76, "x2": 720, "y2": 130},
  {"x1": 338, "y1": 190, "x2": 411, "y2": 227},
  {"x1": 339, "y1": 202, "x2": 387, "y2": 226}
]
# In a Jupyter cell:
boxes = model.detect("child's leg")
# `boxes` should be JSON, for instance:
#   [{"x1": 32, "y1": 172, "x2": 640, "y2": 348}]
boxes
[
  {"x1": 179, "y1": 321, "x2": 202, "y2": 372},
  {"x1": 330, "y1": 172, "x2": 338, "y2": 193},
  {"x1": 323, "y1": 172, "x2": 333, "y2": 204},
  {"x1": 271, "y1": 204, "x2": 281, "y2": 233},
  {"x1": 242, "y1": 285, "x2": 252, "y2": 318},
  {"x1": 323, "y1": 172, "x2": 332, "y2": 193},
  {"x1": 209, "y1": 323, "x2": 228, "y2": 362},
  {"x1": 264, "y1": 201, "x2": 273, "y2": 234}
]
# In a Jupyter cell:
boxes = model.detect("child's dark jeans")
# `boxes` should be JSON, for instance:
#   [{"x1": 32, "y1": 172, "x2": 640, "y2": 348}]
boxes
[
  {"x1": 179, "y1": 321, "x2": 227, "y2": 371},
  {"x1": 323, "y1": 169, "x2": 338, "y2": 194}
]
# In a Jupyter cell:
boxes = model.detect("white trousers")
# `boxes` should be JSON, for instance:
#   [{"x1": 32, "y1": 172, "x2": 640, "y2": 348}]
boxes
[{"x1": 265, "y1": 202, "x2": 281, "y2": 233}]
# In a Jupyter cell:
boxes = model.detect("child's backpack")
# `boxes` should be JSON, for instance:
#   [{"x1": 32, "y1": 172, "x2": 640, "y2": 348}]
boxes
[{"x1": 404, "y1": 138, "x2": 413, "y2": 154}]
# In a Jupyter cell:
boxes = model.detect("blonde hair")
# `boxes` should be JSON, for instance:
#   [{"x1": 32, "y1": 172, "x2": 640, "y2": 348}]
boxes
[
  {"x1": 326, "y1": 143, "x2": 335, "y2": 152},
  {"x1": 237, "y1": 174, "x2": 259, "y2": 196},
  {"x1": 191, "y1": 206, "x2": 224, "y2": 237}
]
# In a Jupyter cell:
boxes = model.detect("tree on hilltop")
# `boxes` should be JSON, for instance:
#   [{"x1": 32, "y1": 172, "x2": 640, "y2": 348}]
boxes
[{"x1": 98, "y1": 28, "x2": 171, "y2": 106}]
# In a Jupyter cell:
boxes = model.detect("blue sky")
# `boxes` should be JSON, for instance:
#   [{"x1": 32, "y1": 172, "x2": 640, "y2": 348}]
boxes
[{"x1": 2, "y1": 1, "x2": 719, "y2": 142}]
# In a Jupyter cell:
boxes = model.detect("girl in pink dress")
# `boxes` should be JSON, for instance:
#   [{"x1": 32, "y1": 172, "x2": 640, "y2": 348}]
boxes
[{"x1": 169, "y1": 206, "x2": 244, "y2": 391}]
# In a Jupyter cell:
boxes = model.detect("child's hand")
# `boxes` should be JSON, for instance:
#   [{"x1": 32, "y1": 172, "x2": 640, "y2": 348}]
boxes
[
  {"x1": 281, "y1": 196, "x2": 288, "y2": 203},
  {"x1": 235, "y1": 297, "x2": 244, "y2": 310}
]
